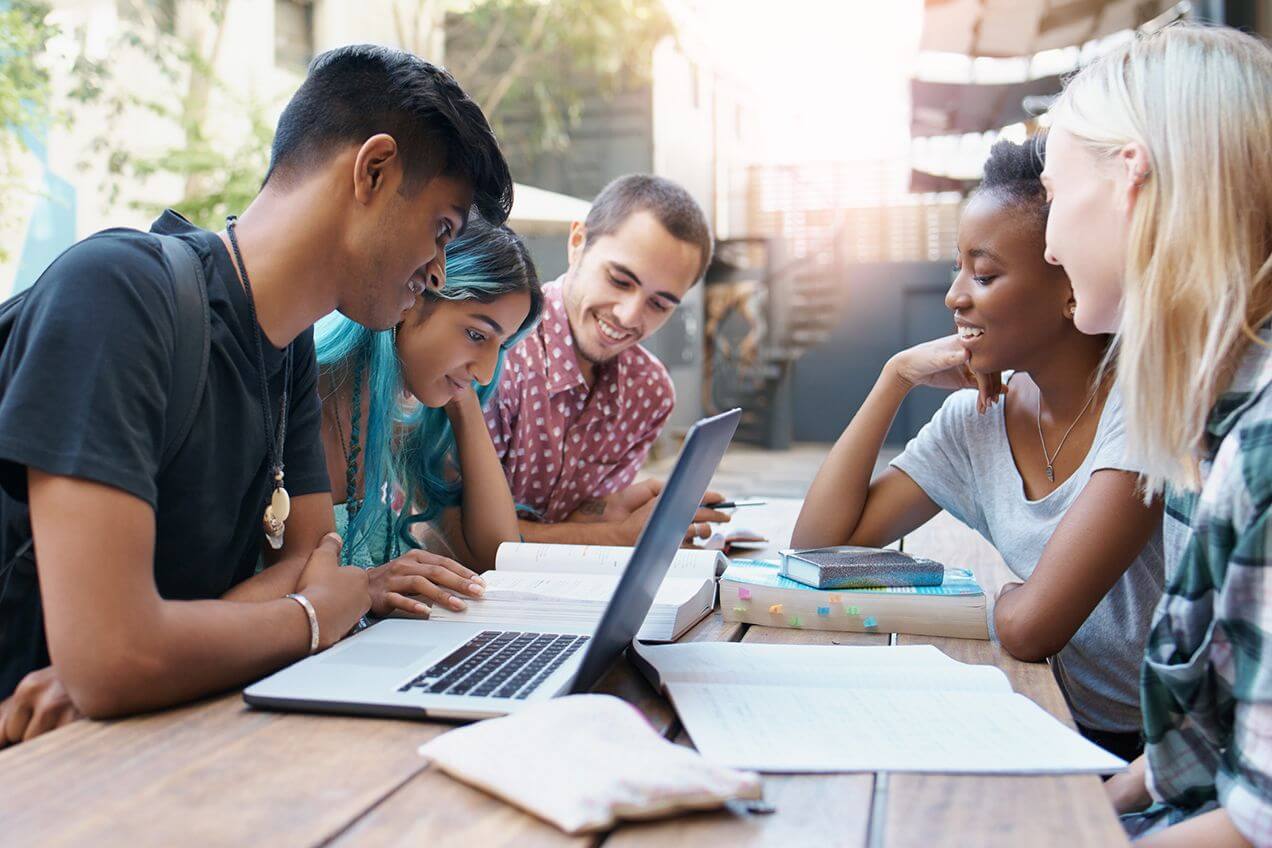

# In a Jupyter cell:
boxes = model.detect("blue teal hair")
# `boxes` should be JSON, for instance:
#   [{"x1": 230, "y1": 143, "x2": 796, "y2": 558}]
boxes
[{"x1": 315, "y1": 215, "x2": 542, "y2": 560}]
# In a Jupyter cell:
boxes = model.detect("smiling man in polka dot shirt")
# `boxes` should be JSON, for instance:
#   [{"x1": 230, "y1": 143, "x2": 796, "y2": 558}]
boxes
[{"x1": 485, "y1": 174, "x2": 730, "y2": 545}]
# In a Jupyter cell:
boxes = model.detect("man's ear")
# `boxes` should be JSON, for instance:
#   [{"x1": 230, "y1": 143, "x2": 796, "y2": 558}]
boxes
[
  {"x1": 1117, "y1": 141, "x2": 1152, "y2": 217},
  {"x1": 352, "y1": 134, "x2": 400, "y2": 205},
  {"x1": 566, "y1": 220, "x2": 588, "y2": 269}
]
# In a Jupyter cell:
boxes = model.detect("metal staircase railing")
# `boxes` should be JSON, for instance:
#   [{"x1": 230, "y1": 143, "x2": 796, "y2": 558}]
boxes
[{"x1": 702, "y1": 235, "x2": 850, "y2": 448}]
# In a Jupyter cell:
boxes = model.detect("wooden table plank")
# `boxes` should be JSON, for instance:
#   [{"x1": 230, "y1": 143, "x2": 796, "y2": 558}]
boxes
[
  {"x1": 601, "y1": 771, "x2": 872, "y2": 848},
  {"x1": 324, "y1": 741, "x2": 590, "y2": 848},
  {"x1": 882, "y1": 637, "x2": 1129, "y2": 847},
  {"x1": 0, "y1": 694, "x2": 437, "y2": 848}
]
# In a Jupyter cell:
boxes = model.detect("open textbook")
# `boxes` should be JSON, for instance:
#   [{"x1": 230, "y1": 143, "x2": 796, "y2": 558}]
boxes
[
  {"x1": 427, "y1": 543, "x2": 727, "y2": 641},
  {"x1": 631, "y1": 641, "x2": 1126, "y2": 774}
]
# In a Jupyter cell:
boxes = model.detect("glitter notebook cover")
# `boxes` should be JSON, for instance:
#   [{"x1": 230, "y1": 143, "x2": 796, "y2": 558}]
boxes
[{"x1": 778, "y1": 547, "x2": 946, "y2": 589}]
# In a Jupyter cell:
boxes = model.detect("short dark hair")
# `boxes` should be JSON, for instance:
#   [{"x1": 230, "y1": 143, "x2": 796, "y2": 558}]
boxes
[
  {"x1": 264, "y1": 44, "x2": 513, "y2": 225},
  {"x1": 979, "y1": 137, "x2": 1048, "y2": 227},
  {"x1": 583, "y1": 174, "x2": 713, "y2": 283}
]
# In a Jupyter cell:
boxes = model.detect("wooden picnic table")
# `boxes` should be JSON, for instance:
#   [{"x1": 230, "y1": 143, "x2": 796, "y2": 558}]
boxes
[{"x1": 0, "y1": 498, "x2": 1128, "y2": 847}]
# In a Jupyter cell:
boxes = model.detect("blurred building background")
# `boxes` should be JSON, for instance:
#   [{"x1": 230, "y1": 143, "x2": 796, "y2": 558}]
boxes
[{"x1": 3, "y1": 0, "x2": 1270, "y2": 452}]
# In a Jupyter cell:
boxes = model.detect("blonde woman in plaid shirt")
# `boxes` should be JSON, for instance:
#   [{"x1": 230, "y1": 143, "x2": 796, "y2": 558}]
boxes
[{"x1": 1041, "y1": 23, "x2": 1272, "y2": 848}]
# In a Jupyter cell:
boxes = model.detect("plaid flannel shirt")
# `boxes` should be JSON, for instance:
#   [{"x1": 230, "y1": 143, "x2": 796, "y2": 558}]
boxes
[{"x1": 1131, "y1": 328, "x2": 1272, "y2": 845}]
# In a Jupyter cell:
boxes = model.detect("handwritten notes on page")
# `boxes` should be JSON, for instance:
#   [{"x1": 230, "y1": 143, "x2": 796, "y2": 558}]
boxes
[{"x1": 631, "y1": 642, "x2": 1126, "y2": 775}]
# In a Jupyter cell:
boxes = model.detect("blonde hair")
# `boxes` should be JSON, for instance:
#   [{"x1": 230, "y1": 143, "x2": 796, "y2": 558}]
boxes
[{"x1": 1049, "y1": 23, "x2": 1272, "y2": 493}]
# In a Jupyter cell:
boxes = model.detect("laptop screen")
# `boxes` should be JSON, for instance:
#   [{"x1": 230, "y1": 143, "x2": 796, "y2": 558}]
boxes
[{"x1": 566, "y1": 408, "x2": 740, "y2": 693}]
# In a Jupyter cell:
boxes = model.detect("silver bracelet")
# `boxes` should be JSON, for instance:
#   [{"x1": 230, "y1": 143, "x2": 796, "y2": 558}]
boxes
[{"x1": 286, "y1": 592, "x2": 320, "y2": 654}]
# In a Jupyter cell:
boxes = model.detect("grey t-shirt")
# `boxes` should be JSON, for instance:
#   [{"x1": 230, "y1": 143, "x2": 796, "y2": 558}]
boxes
[{"x1": 890, "y1": 381, "x2": 1164, "y2": 733}]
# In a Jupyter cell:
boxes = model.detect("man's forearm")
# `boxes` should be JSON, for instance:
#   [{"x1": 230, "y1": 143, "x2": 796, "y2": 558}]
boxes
[
  {"x1": 221, "y1": 556, "x2": 306, "y2": 602},
  {"x1": 70, "y1": 596, "x2": 313, "y2": 718}
]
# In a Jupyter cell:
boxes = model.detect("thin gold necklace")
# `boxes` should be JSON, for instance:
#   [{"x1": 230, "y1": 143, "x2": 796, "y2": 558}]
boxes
[{"x1": 1036, "y1": 384, "x2": 1100, "y2": 483}]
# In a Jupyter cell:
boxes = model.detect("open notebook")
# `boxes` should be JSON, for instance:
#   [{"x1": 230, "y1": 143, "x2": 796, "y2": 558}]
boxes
[
  {"x1": 428, "y1": 543, "x2": 727, "y2": 642},
  {"x1": 631, "y1": 641, "x2": 1126, "y2": 774}
]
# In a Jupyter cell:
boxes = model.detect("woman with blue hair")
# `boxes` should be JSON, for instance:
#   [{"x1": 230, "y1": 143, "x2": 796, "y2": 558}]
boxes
[{"x1": 316, "y1": 214, "x2": 542, "y2": 617}]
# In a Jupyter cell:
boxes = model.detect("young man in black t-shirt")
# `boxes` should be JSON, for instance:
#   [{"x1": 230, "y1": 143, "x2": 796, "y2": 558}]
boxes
[{"x1": 0, "y1": 45, "x2": 513, "y2": 745}]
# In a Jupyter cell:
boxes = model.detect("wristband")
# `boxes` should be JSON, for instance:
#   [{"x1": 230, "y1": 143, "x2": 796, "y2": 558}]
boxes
[{"x1": 286, "y1": 592, "x2": 320, "y2": 654}]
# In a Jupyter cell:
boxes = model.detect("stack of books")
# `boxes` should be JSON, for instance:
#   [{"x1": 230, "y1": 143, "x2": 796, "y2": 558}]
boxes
[{"x1": 720, "y1": 558, "x2": 988, "y2": 639}]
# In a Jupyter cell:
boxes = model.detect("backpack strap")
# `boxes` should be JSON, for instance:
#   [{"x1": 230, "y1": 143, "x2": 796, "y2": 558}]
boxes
[{"x1": 155, "y1": 235, "x2": 210, "y2": 470}]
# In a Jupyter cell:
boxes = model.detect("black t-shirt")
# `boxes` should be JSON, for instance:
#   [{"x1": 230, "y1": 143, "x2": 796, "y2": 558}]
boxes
[{"x1": 0, "y1": 210, "x2": 329, "y2": 698}]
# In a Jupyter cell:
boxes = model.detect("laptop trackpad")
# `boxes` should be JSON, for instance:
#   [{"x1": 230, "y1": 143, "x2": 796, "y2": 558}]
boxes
[{"x1": 320, "y1": 642, "x2": 434, "y2": 669}]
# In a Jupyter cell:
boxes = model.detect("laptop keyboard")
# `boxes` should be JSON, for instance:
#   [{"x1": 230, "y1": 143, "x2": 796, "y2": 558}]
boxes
[{"x1": 399, "y1": 631, "x2": 589, "y2": 699}]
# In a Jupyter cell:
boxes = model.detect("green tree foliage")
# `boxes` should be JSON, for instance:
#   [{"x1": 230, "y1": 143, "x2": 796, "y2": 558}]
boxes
[
  {"x1": 444, "y1": 0, "x2": 672, "y2": 168},
  {"x1": 54, "y1": 0, "x2": 671, "y2": 230},
  {"x1": 72, "y1": 0, "x2": 272, "y2": 229},
  {"x1": 0, "y1": 0, "x2": 55, "y2": 141},
  {"x1": 0, "y1": 0, "x2": 57, "y2": 252}
]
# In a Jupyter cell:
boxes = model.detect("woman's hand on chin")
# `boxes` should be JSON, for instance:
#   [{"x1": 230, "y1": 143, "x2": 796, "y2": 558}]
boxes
[
  {"x1": 887, "y1": 335, "x2": 1005, "y2": 414},
  {"x1": 443, "y1": 382, "x2": 481, "y2": 420}
]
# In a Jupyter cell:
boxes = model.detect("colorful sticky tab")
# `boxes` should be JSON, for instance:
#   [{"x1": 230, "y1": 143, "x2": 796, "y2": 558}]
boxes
[
  {"x1": 863, "y1": 616, "x2": 878, "y2": 628},
  {"x1": 817, "y1": 606, "x2": 831, "y2": 616},
  {"x1": 738, "y1": 587, "x2": 752, "y2": 601},
  {"x1": 847, "y1": 606, "x2": 860, "y2": 616},
  {"x1": 732, "y1": 606, "x2": 748, "y2": 613},
  {"x1": 827, "y1": 594, "x2": 841, "y2": 604},
  {"x1": 769, "y1": 603, "x2": 784, "y2": 615},
  {"x1": 789, "y1": 615, "x2": 802, "y2": 628}
]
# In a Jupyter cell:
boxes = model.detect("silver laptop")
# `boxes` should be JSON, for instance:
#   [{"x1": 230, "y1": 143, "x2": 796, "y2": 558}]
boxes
[{"x1": 244, "y1": 408, "x2": 741, "y2": 721}]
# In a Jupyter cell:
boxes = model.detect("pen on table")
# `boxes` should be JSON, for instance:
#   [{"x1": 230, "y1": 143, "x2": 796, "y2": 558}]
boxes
[{"x1": 703, "y1": 499, "x2": 766, "y2": 510}]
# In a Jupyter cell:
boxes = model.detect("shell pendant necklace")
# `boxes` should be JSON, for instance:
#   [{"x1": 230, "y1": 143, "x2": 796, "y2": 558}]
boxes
[{"x1": 226, "y1": 215, "x2": 293, "y2": 549}]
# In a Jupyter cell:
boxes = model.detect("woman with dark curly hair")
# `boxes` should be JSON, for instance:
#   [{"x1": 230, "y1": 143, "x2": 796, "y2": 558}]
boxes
[{"x1": 794, "y1": 138, "x2": 1165, "y2": 762}]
